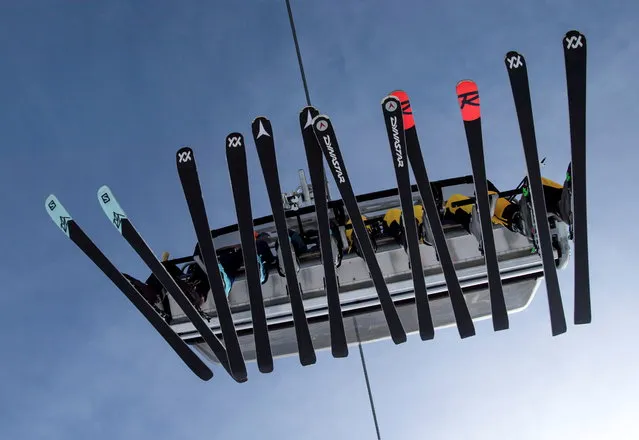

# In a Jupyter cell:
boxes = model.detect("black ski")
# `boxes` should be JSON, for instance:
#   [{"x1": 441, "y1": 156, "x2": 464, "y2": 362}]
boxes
[
  {"x1": 504, "y1": 53, "x2": 568, "y2": 336},
  {"x1": 45, "y1": 195, "x2": 213, "y2": 381},
  {"x1": 391, "y1": 90, "x2": 476, "y2": 338},
  {"x1": 312, "y1": 115, "x2": 407, "y2": 344},
  {"x1": 381, "y1": 96, "x2": 435, "y2": 341},
  {"x1": 96, "y1": 185, "x2": 246, "y2": 381},
  {"x1": 299, "y1": 107, "x2": 348, "y2": 358},
  {"x1": 176, "y1": 146, "x2": 247, "y2": 380},
  {"x1": 225, "y1": 133, "x2": 274, "y2": 373},
  {"x1": 563, "y1": 30, "x2": 591, "y2": 325},
  {"x1": 251, "y1": 119, "x2": 316, "y2": 366},
  {"x1": 455, "y1": 80, "x2": 510, "y2": 331}
]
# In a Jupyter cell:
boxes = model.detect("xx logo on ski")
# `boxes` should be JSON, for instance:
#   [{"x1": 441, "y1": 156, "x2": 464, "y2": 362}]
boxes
[
  {"x1": 384, "y1": 100, "x2": 398, "y2": 112},
  {"x1": 48, "y1": 199, "x2": 57, "y2": 211},
  {"x1": 256, "y1": 121, "x2": 271, "y2": 139},
  {"x1": 565, "y1": 35, "x2": 583, "y2": 49},
  {"x1": 59, "y1": 216, "x2": 71, "y2": 233},
  {"x1": 100, "y1": 192, "x2": 111, "y2": 204},
  {"x1": 227, "y1": 136, "x2": 242, "y2": 148},
  {"x1": 507, "y1": 54, "x2": 523, "y2": 69},
  {"x1": 112, "y1": 212, "x2": 126, "y2": 229},
  {"x1": 316, "y1": 120, "x2": 328, "y2": 132},
  {"x1": 178, "y1": 150, "x2": 192, "y2": 163}
]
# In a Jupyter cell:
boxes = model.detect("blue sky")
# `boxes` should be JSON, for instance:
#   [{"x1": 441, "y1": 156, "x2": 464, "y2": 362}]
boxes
[{"x1": 1, "y1": 0, "x2": 638, "y2": 438}]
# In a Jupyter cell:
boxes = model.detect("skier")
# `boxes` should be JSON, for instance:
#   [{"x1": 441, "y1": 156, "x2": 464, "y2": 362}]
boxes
[
  {"x1": 122, "y1": 273, "x2": 169, "y2": 320},
  {"x1": 214, "y1": 233, "x2": 274, "y2": 295},
  {"x1": 274, "y1": 229, "x2": 307, "y2": 276},
  {"x1": 345, "y1": 215, "x2": 377, "y2": 257},
  {"x1": 121, "y1": 256, "x2": 209, "y2": 322},
  {"x1": 299, "y1": 220, "x2": 344, "y2": 267},
  {"x1": 382, "y1": 205, "x2": 427, "y2": 250},
  {"x1": 443, "y1": 175, "x2": 571, "y2": 248}
]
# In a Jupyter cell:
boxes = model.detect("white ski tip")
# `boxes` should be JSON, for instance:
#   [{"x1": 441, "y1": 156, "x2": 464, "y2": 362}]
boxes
[
  {"x1": 304, "y1": 109, "x2": 315, "y2": 129},
  {"x1": 97, "y1": 185, "x2": 127, "y2": 234},
  {"x1": 45, "y1": 194, "x2": 72, "y2": 238}
]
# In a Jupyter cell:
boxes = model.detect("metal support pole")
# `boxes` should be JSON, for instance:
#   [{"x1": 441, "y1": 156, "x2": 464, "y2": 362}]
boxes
[
  {"x1": 284, "y1": 0, "x2": 332, "y2": 201},
  {"x1": 354, "y1": 317, "x2": 382, "y2": 440}
]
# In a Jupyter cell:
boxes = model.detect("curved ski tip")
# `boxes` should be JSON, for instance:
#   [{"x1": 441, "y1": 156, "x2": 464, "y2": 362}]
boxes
[
  {"x1": 456, "y1": 80, "x2": 481, "y2": 121},
  {"x1": 45, "y1": 194, "x2": 72, "y2": 237},
  {"x1": 456, "y1": 79, "x2": 477, "y2": 88},
  {"x1": 504, "y1": 51, "x2": 525, "y2": 69},
  {"x1": 564, "y1": 29, "x2": 586, "y2": 40},
  {"x1": 97, "y1": 185, "x2": 127, "y2": 233},
  {"x1": 176, "y1": 146, "x2": 194, "y2": 165},
  {"x1": 251, "y1": 115, "x2": 269, "y2": 125},
  {"x1": 300, "y1": 106, "x2": 319, "y2": 128},
  {"x1": 390, "y1": 90, "x2": 415, "y2": 129},
  {"x1": 199, "y1": 369, "x2": 214, "y2": 381},
  {"x1": 225, "y1": 132, "x2": 244, "y2": 150},
  {"x1": 390, "y1": 89, "x2": 408, "y2": 101},
  {"x1": 300, "y1": 105, "x2": 319, "y2": 114},
  {"x1": 381, "y1": 94, "x2": 400, "y2": 106},
  {"x1": 564, "y1": 30, "x2": 586, "y2": 49},
  {"x1": 312, "y1": 115, "x2": 330, "y2": 133}
]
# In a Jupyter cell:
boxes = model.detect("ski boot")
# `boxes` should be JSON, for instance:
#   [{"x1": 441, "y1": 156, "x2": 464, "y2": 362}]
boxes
[
  {"x1": 517, "y1": 186, "x2": 540, "y2": 253},
  {"x1": 218, "y1": 263, "x2": 232, "y2": 297},
  {"x1": 469, "y1": 193, "x2": 498, "y2": 254},
  {"x1": 275, "y1": 237, "x2": 300, "y2": 277},
  {"x1": 330, "y1": 221, "x2": 344, "y2": 268},
  {"x1": 559, "y1": 163, "x2": 574, "y2": 239},
  {"x1": 257, "y1": 254, "x2": 268, "y2": 284}
]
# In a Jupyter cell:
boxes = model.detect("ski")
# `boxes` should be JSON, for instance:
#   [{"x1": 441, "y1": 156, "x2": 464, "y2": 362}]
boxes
[
  {"x1": 224, "y1": 133, "x2": 274, "y2": 372},
  {"x1": 455, "y1": 80, "x2": 510, "y2": 331},
  {"x1": 312, "y1": 115, "x2": 407, "y2": 344},
  {"x1": 176, "y1": 146, "x2": 247, "y2": 380},
  {"x1": 391, "y1": 90, "x2": 476, "y2": 338},
  {"x1": 563, "y1": 30, "x2": 591, "y2": 324},
  {"x1": 381, "y1": 96, "x2": 435, "y2": 340},
  {"x1": 96, "y1": 185, "x2": 246, "y2": 381},
  {"x1": 299, "y1": 107, "x2": 348, "y2": 358},
  {"x1": 504, "y1": 53, "x2": 568, "y2": 335},
  {"x1": 251, "y1": 119, "x2": 316, "y2": 366},
  {"x1": 45, "y1": 195, "x2": 213, "y2": 381}
]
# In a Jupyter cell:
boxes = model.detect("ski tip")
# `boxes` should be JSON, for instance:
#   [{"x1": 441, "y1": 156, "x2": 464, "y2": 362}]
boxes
[
  {"x1": 45, "y1": 194, "x2": 73, "y2": 238},
  {"x1": 505, "y1": 51, "x2": 526, "y2": 71},
  {"x1": 251, "y1": 117, "x2": 273, "y2": 141},
  {"x1": 390, "y1": 90, "x2": 415, "y2": 130},
  {"x1": 564, "y1": 30, "x2": 586, "y2": 49},
  {"x1": 176, "y1": 146, "x2": 195, "y2": 166},
  {"x1": 381, "y1": 95, "x2": 401, "y2": 113},
  {"x1": 312, "y1": 114, "x2": 330, "y2": 134},
  {"x1": 381, "y1": 94, "x2": 400, "y2": 105},
  {"x1": 300, "y1": 106, "x2": 320, "y2": 129},
  {"x1": 199, "y1": 369, "x2": 214, "y2": 381},
  {"x1": 251, "y1": 115, "x2": 269, "y2": 125},
  {"x1": 225, "y1": 132, "x2": 245, "y2": 150},
  {"x1": 97, "y1": 185, "x2": 127, "y2": 234},
  {"x1": 456, "y1": 80, "x2": 480, "y2": 122}
]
